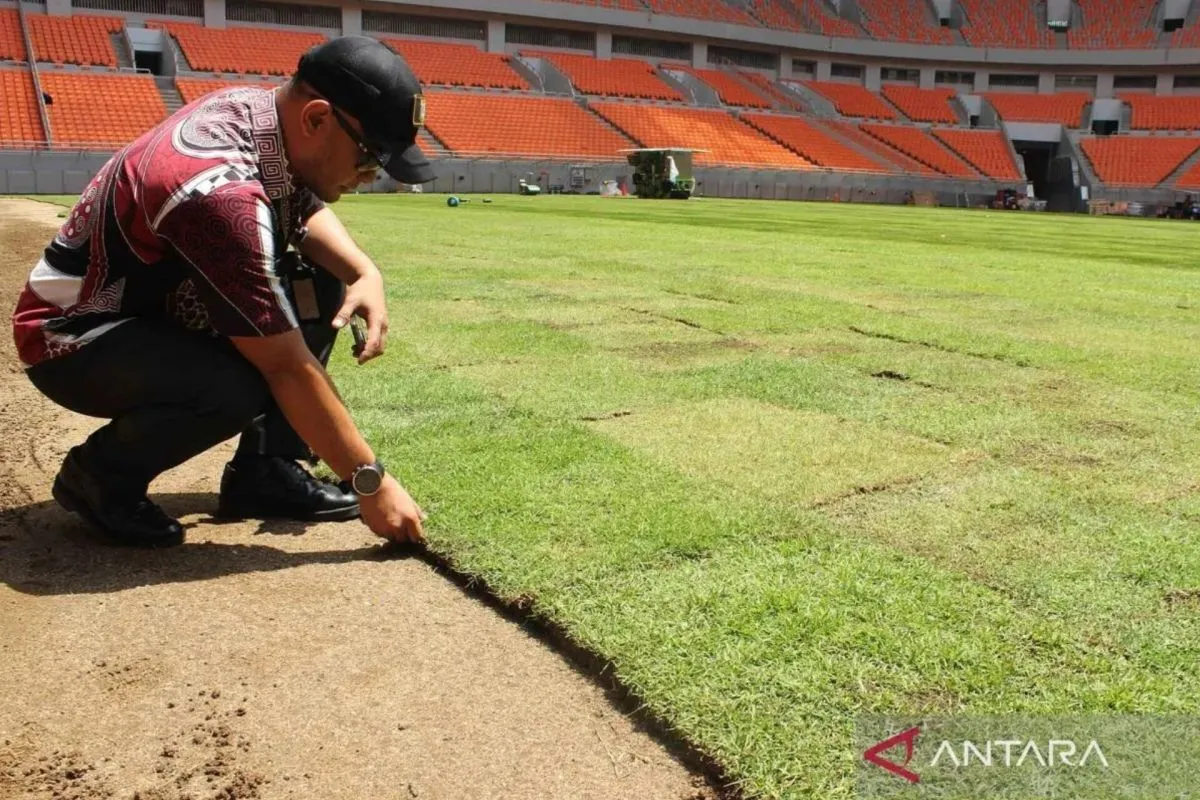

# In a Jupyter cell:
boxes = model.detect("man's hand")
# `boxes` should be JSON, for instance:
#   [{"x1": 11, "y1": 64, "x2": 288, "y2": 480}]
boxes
[
  {"x1": 333, "y1": 268, "x2": 388, "y2": 364},
  {"x1": 359, "y1": 474, "x2": 426, "y2": 543}
]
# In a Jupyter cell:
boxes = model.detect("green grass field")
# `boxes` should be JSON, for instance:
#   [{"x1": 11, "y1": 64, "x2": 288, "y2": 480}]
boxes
[{"x1": 26, "y1": 194, "x2": 1200, "y2": 797}]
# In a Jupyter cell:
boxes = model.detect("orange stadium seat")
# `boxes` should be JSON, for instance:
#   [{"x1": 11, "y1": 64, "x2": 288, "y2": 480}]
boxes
[
  {"x1": 526, "y1": 51, "x2": 682, "y2": 101},
  {"x1": 0, "y1": 70, "x2": 47, "y2": 144},
  {"x1": 1068, "y1": 0, "x2": 1158, "y2": 49},
  {"x1": 805, "y1": 81, "x2": 897, "y2": 120},
  {"x1": 424, "y1": 92, "x2": 631, "y2": 159},
  {"x1": 862, "y1": 123, "x2": 977, "y2": 177},
  {"x1": 667, "y1": 65, "x2": 771, "y2": 107},
  {"x1": 820, "y1": 119, "x2": 939, "y2": 175},
  {"x1": 1170, "y1": 16, "x2": 1200, "y2": 47},
  {"x1": 589, "y1": 101, "x2": 811, "y2": 168},
  {"x1": 384, "y1": 38, "x2": 528, "y2": 90},
  {"x1": 743, "y1": 113, "x2": 887, "y2": 172},
  {"x1": 1122, "y1": 94, "x2": 1200, "y2": 131},
  {"x1": 881, "y1": 85, "x2": 958, "y2": 124},
  {"x1": 27, "y1": 13, "x2": 122, "y2": 68},
  {"x1": 149, "y1": 21, "x2": 324, "y2": 75},
  {"x1": 1080, "y1": 136, "x2": 1200, "y2": 185},
  {"x1": 1, "y1": 9, "x2": 28, "y2": 61},
  {"x1": 959, "y1": 0, "x2": 1053, "y2": 48},
  {"x1": 643, "y1": 0, "x2": 757, "y2": 26},
  {"x1": 739, "y1": 72, "x2": 804, "y2": 111},
  {"x1": 857, "y1": 0, "x2": 953, "y2": 45},
  {"x1": 40, "y1": 72, "x2": 166, "y2": 147},
  {"x1": 932, "y1": 128, "x2": 1022, "y2": 180},
  {"x1": 985, "y1": 92, "x2": 1089, "y2": 126},
  {"x1": 175, "y1": 77, "x2": 283, "y2": 105}
]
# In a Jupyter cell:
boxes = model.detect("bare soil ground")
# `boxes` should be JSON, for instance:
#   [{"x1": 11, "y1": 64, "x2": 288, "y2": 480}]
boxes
[{"x1": 0, "y1": 198, "x2": 717, "y2": 800}]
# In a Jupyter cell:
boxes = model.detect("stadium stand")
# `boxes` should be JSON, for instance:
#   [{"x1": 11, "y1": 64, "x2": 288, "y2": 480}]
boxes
[
  {"x1": 857, "y1": 0, "x2": 953, "y2": 45},
  {"x1": 149, "y1": 22, "x2": 324, "y2": 75},
  {"x1": 861, "y1": 123, "x2": 977, "y2": 177},
  {"x1": 383, "y1": 38, "x2": 528, "y2": 90},
  {"x1": 0, "y1": 70, "x2": 46, "y2": 144},
  {"x1": 984, "y1": 91, "x2": 1089, "y2": 126},
  {"x1": 804, "y1": 80, "x2": 897, "y2": 120},
  {"x1": 642, "y1": 0, "x2": 756, "y2": 26},
  {"x1": 424, "y1": 92, "x2": 631, "y2": 159},
  {"x1": 793, "y1": 0, "x2": 862, "y2": 36},
  {"x1": 881, "y1": 85, "x2": 958, "y2": 124},
  {"x1": 175, "y1": 77, "x2": 283, "y2": 105},
  {"x1": 1122, "y1": 94, "x2": 1200, "y2": 131},
  {"x1": 40, "y1": 72, "x2": 166, "y2": 147},
  {"x1": 1169, "y1": 16, "x2": 1200, "y2": 47},
  {"x1": 932, "y1": 128, "x2": 1022, "y2": 180},
  {"x1": 589, "y1": 102, "x2": 812, "y2": 167},
  {"x1": 745, "y1": 0, "x2": 806, "y2": 32},
  {"x1": 743, "y1": 113, "x2": 888, "y2": 172},
  {"x1": 820, "y1": 119, "x2": 938, "y2": 175},
  {"x1": 1173, "y1": 159, "x2": 1200, "y2": 190},
  {"x1": 739, "y1": 71, "x2": 804, "y2": 111},
  {"x1": 551, "y1": 0, "x2": 644, "y2": 9},
  {"x1": 27, "y1": 14, "x2": 122, "y2": 68},
  {"x1": 958, "y1": 0, "x2": 1054, "y2": 48},
  {"x1": 666, "y1": 65, "x2": 771, "y2": 107},
  {"x1": 1067, "y1": 0, "x2": 1158, "y2": 49},
  {"x1": 523, "y1": 51, "x2": 682, "y2": 101},
  {"x1": 1080, "y1": 136, "x2": 1200, "y2": 185},
  {"x1": 1, "y1": 9, "x2": 27, "y2": 61}
]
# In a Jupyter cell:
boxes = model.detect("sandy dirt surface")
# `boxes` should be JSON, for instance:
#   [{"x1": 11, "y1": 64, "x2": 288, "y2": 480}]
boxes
[{"x1": 0, "y1": 198, "x2": 719, "y2": 800}]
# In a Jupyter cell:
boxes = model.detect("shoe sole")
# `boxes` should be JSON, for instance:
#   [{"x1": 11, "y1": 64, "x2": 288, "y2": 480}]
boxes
[
  {"x1": 52, "y1": 477, "x2": 185, "y2": 548},
  {"x1": 215, "y1": 501, "x2": 362, "y2": 523}
]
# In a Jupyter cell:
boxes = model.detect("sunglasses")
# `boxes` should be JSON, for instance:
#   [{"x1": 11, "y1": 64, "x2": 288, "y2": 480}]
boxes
[{"x1": 329, "y1": 105, "x2": 387, "y2": 171}]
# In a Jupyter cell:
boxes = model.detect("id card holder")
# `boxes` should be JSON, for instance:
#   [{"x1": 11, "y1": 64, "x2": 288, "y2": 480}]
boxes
[{"x1": 291, "y1": 275, "x2": 321, "y2": 322}]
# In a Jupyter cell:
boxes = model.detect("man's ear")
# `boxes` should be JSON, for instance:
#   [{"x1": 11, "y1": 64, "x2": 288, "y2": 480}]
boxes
[{"x1": 300, "y1": 99, "x2": 331, "y2": 137}]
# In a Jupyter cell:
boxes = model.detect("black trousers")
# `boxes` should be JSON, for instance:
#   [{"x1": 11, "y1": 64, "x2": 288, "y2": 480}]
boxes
[{"x1": 26, "y1": 261, "x2": 345, "y2": 499}]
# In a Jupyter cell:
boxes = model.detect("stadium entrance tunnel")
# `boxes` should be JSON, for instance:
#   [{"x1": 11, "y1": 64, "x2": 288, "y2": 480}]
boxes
[{"x1": 1014, "y1": 139, "x2": 1079, "y2": 212}]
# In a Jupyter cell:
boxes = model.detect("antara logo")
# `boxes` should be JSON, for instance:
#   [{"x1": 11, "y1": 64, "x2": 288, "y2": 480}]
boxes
[{"x1": 863, "y1": 726, "x2": 1109, "y2": 783}]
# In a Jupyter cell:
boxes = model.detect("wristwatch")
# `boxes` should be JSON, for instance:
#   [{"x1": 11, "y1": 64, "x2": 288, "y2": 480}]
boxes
[{"x1": 349, "y1": 460, "x2": 386, "y2": 496}]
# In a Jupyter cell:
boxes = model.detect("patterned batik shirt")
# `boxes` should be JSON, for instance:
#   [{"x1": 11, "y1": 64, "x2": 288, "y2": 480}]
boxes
[{"x1": 12, "y1": 85, "x2": 325, "y2": 367}]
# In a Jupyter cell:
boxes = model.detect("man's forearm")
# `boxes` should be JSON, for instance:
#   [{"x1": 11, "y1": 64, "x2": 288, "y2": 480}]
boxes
[
  {"x1": 262, "y1": 357, "x2": 375, "y2": 480},
  {"x1": 299, "y1": 207, "x2": 378, "y2": 284}
]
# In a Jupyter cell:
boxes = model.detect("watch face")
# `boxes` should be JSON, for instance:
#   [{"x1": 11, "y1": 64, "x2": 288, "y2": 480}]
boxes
[{"x1": 353, "y1": 466, "x2": 383, "y2": 495}]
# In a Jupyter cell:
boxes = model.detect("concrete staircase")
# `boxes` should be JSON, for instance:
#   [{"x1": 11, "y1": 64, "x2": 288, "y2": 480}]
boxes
[
  {"x1": 154, "y1": 76, "x2": 184, "y2": 115},
  {"x1": 808, "y1": 118, "x2": 899, "y2": 172},
  {"x1": 418, "y1": 129, "x2": 449, "y2": 157},
  {"x1": 657, "y1": 67, "x2": 720, "y2": 106},
  {"x1": 512, "y1": 55, "x2": 574, "y2": 96},
  {"x1": 780, "y1": 81, "x2": 838, "y2": 117},
  {"x1": 111, "y1": 32, "x2": 134, "y2": 69},
  {"x1": 579, "y1": 99, "x2": 640, "y2": 148},
  {"x1": 1063, "y1": 131, "x2": 1101, "y2": 188}
]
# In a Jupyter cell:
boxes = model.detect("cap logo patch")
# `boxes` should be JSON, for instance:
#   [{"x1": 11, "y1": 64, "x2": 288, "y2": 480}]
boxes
[{"x1": 413, "y1": 94, "x2": 426, "y2": 128}]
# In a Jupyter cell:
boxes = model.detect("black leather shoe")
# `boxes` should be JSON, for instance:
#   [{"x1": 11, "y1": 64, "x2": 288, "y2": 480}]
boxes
[
  {"x1": 217, "y1": 456, "x2": 360, "y2": 522},
  {"x1": 52, "y1": 450, "x2": 185, "y2": 548}
]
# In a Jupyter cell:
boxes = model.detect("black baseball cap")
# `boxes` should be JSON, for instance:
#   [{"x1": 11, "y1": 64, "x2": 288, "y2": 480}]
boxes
[{"x1": 296, "y1": 36, "x2": 434, "y2": 184}]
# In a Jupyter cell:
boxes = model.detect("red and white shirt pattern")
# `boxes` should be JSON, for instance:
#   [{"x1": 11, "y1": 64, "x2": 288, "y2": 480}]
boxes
[{"x1": 11, "y1": 86, "x2": 324, "y2": 367}]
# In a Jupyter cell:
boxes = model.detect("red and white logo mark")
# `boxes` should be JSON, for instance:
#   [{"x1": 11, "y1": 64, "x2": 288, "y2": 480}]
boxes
[{"x1": 864, "y1": 725, "x2": 922, "y2": 784}]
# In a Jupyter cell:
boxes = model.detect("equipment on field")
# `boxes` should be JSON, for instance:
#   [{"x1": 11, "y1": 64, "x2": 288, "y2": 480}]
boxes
[
  {"x1": 620, "y1": 148, "x2": 701, "y2": 199},
  {"x1": 518, "y1": 176, "x2": 542, "y2": 195},
  {"x1": 447, "y1": 195, "x2": 493, "y2": 207}
]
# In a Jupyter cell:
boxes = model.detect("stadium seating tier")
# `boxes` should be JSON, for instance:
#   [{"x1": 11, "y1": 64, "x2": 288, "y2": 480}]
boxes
[
  {"x1": 384, "y1": 38, "x2": 528, "y2": 91},
  {"x1": 932, "y1": 128, "x2": 1022, "y2": 180},
  {"x1": 1122, "y1": 94, "x2": 1200, "y2": 131},
  {"x1": 40, "y1": 72, "x2": 166, "y2": 147},
  {"x1": 664, "y1": 65, "x2": 771, "y2": 107},
  {"x1": 28, "y1": 13, "x2": 121, "y2": 68},
  {"x1": 1, "y1": 10, "x2": 26, "y2": 62},
  {"x1": 150, "y1": 22, "x2": 325, "y2": 76},
  {"x1": 589, "y1": 101, "x2": 811, "y2": 168},
  {"x1": 424, "y1": 92, "x2": 632, "y2": 159},
  {"x1": 1067, "y1": 0, "x2": 1158, "y2": 49},
  {"x1": 857, "y1": 0, "x2": 953, "y2": 45},
  {"x1": 804, "y1": 80, "x2": 897, "y2": 120},
  {"x1": 820, "y1": 119, "x2": 939, "y2": 176},
  {"x1": 525, "y1": 51, "x2": 682, "y2": 101},
  {"x1": 743, "y1": 113, "x2": 888, "y2": 173},
  {"x1": 862, "y1": 123, "x2": 977, "y2": 177},
  {"x1": 959, "y1": 0, "x2": 1053, "y2": 48},
  {"x1": 985, "y1": 92, "x2": 1089, "y2": 127},
  {"x1": 881, "y1": 86, "x2": 958, "y2": 124},
  {"x1": 0, "y1": 70, "x2": 46, "y2": 144},
  {"x1": 1080, "y1": 136, "x2": 1200, "y2": 186}
]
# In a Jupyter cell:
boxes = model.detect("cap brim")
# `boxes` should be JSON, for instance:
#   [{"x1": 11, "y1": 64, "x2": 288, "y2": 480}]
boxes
[{"x1": 383, "y1": 141, "x2": 435, "y2": 184}]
